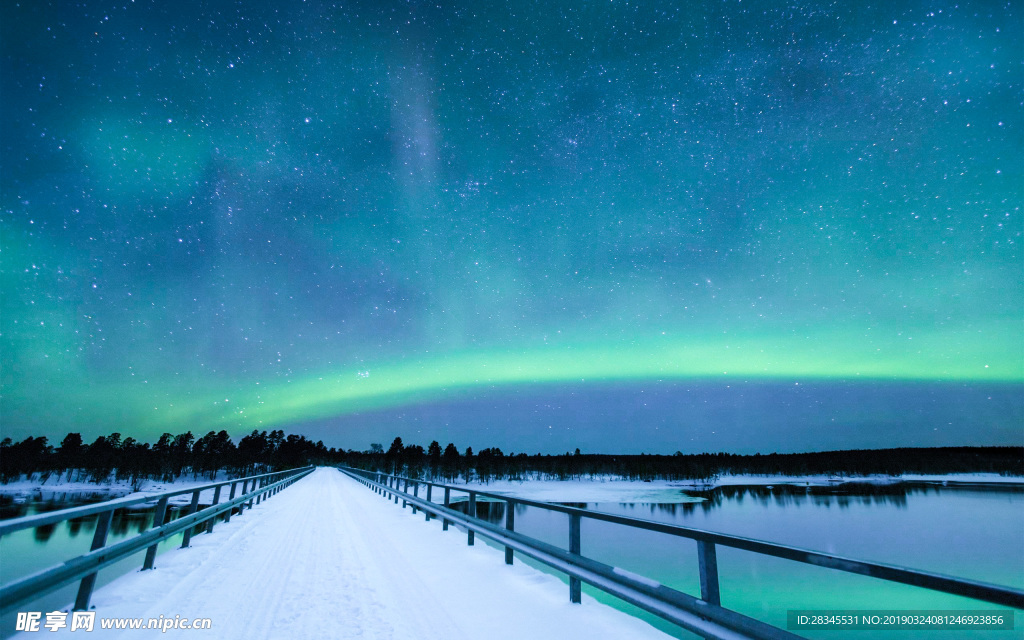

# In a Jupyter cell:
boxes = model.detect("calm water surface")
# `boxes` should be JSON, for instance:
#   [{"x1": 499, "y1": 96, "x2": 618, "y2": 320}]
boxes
[
  {"x1": 453, "y1": 483, "x2": 1024, "y2": 639},
  {"x1": 0, "y1": 495, "x2": 220, "y2": 639}
]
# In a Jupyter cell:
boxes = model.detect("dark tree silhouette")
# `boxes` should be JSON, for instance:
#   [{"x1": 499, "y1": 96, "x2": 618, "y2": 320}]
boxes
[
  {"x1": 427, "y1": 441, "x2": 442, "y2": 477},
  {"x1": 1, "y1": 429, "x2": 1021, "y2": 488},
  {"x1": 442, "y1": 443, "x2": 460, "y2": 481},
  {"x1": 56, "y1": 433, "x2": 84, "y2": 481}
]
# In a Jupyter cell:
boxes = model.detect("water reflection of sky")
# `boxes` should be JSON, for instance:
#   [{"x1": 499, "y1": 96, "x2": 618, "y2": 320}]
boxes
[
  {"x1": 0, "y1": 498, "x2": 198, "y2": 640},
  {"x1": 453, "y1": 484, "x2": 1023, "y2": 578},
  {"x1": 453, "y1": 484, "x2": 1023, "y2": 639}
]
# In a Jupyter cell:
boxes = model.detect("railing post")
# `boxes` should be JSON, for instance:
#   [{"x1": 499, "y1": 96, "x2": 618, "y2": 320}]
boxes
[
  {"x1": 142, "y1": 496, "x2": 169, "y2": 570},
  {"x1": 425, "y1": 484, "x2": 433, "y2": 521},
  {"x1": 443, "y1": 487, "x2": 451, "y2": 531},
  {"x1": 412, "y1": 482, "x2": 419, "y2": 514},
  {"x1": 207, "y1": 485, "x2": 222, "y2": 534},
  {"x1": 569, "y1": 513, "x2": 582, "y2": 603},
  {"x1": 180, "y1": 490, "x2": 201, "y2": 548},
  {"x1": 505, "y1": 500, "x2": 515, "y2": 565},
  {"x1": 73, "y1": 508, "x2": 113, "y2": 611},
  {"x1": 225, "y1": 482, "x2": 237, "y2": 523},
  {"x1": 697, "y1": 540, "x2": 721, "y2": 606},
  {"x1": 467, "y1": 492, "x2": 476, "y2": 546},
  {"x1": 256, "y1": 477, "x2": 264, "y2": 505}
]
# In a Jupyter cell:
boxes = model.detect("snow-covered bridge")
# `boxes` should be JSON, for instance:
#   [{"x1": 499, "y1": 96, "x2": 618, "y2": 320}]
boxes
[{"x1": 4, "y1": 468, "x2": 670, "y2": 639}]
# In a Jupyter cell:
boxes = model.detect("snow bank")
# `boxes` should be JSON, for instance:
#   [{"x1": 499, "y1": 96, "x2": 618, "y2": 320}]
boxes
[
  {"x1": 446, "y1": 472, "x2": 1023, "y2": 504},
  {"x1": 448, "y1": 477, "x2": 706, "y2": 504},
  {"x1": 0, "y1": 471, "x2": 246, "y2": 508},
  {"x1": 698, "y1": 472, "x2": 1024, "y2": 488}
]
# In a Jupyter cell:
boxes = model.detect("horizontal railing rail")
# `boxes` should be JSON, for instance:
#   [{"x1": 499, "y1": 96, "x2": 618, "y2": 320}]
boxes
[
  {"x1": 0, "y1": 465, "x2": 314, "y2": 615},
  {"x1": 339, "y1": 466, "x2": 1023, "y2": 640}
]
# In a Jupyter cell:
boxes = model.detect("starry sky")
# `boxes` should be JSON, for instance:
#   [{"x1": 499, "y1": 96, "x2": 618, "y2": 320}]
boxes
[{"x1": 2, "y1": 0, "x2": 1021, "y2": 453}]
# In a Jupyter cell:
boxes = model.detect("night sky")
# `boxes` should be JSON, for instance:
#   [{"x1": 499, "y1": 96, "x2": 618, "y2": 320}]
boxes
[{"x1": 2, "y1": 0, "x2": 1021, "y2": 453}]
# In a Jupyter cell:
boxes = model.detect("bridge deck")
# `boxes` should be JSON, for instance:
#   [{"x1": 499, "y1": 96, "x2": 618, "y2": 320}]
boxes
[{"x1": 33, "y1": 468, "x2": 670, "y2": 639}]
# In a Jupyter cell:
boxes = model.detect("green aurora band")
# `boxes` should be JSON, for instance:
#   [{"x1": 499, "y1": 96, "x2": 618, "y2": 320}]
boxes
[{"x1": 7, "y1": 326, "x2": 1019, "y2": 441}]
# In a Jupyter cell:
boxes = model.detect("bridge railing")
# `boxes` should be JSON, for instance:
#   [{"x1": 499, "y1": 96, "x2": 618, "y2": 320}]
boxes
[
  {"x1": 0, "y1": 465, "x2": 315, "y2": 615},
  {"x1": 339, "y1": 466, "x2": 1023, "y2": 640}
]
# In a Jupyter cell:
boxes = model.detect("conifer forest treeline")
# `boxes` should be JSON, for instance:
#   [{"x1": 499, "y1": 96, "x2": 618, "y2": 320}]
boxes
[{"x1": 2, "y1": 430, "x2": 1021, "y2": 486}]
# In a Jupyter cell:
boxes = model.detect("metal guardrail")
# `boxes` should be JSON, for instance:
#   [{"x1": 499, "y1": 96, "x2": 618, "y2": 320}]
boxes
[
  {"x1": 339, "y1": 466, "x2": 1024, "y2": 640},
  {"x1": 0, "y1": 465, "x2": 315, "y2": 615}
]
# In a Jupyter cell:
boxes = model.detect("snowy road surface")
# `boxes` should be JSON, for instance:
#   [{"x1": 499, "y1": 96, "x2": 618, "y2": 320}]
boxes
[{"x1": 24, "y1": 468, "x2": 672, "y2": 639}]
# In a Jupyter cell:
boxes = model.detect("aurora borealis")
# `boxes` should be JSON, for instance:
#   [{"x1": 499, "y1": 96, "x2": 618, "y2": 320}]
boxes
[{"x1": 1, "y1": 0, "x2": 1021, "y2": 453}]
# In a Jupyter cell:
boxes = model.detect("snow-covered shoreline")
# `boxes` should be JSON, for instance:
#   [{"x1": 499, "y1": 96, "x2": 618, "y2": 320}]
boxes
[
  {"x1": 0, "y1": 471, "x2": 241, "y2": 507},
  {"x1": 447, "y1": 472, "x2": 1024, "y2": 504},
  {"x1": 3, "y1": 470, "x2": 1020, "y2": 508}
]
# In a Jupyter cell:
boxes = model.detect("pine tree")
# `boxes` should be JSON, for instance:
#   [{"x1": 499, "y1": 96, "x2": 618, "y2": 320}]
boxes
[{"x1": 427, "y1": 441, "x2": 442, "y2": 478}]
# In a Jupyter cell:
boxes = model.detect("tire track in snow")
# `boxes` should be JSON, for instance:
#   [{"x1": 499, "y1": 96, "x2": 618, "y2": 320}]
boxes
[
  {"x1": 324, "y1": 470, "x2": 468, "y2": 639},
  {"x1": 119, "y1": 472, "x2": 328, "y2": 640}
]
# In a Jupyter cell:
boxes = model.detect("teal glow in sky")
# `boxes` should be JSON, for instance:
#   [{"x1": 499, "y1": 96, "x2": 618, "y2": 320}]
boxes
[{"x1": 1, "y1": 0, "x2": 1021, "y2": 451}]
